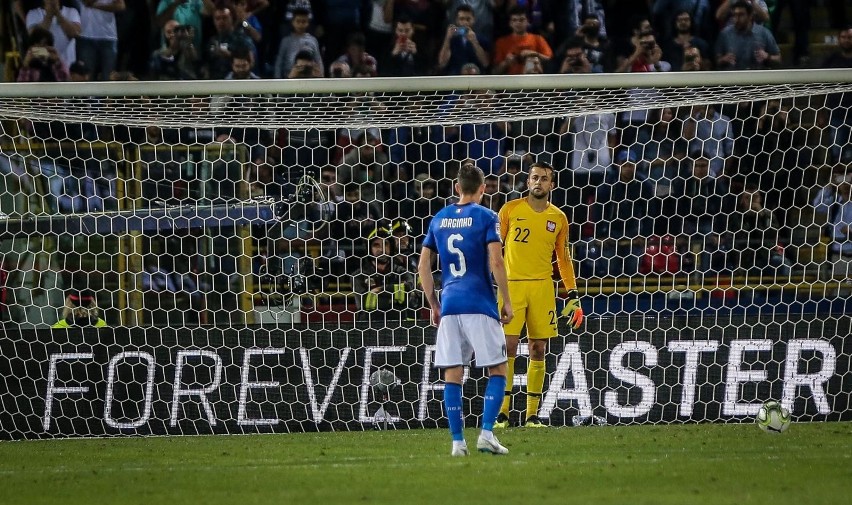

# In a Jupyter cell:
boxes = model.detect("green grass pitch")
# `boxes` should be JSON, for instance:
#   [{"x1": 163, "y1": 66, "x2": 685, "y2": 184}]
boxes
[{"x1": 0, "y1": 422, "x2": 849, "y2": 505}]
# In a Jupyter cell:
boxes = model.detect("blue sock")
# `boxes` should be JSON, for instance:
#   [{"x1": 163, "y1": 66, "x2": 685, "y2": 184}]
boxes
[
  {"x1": 444, "y1": 382, "x2": 464, "y2": 441},
  {"x1": 482, "y1": 375, "x2": 507, "y2": 431}
]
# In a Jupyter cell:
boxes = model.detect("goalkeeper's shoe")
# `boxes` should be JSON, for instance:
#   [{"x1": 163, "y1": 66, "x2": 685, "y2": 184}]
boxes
[
  {"x1": 493, "y1": 413, "x2": 510, "y2": 429},
  {"x1": 477, "y1": 433, "x2": 509, "y2": 455},
  {"x1": 451, "y1": 441, "x2": 469, "y2": 457},
  {"x1": 523, "y1": 415, "x2": 548, "y2": 428}
]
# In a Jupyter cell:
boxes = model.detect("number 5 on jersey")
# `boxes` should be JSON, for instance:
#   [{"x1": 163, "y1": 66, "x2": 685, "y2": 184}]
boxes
[{"x1": 447, "y1": 233, "x2": 466, "y2": 277}]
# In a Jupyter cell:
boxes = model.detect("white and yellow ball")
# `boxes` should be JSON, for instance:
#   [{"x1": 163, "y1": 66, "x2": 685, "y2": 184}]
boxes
[{"x1": 756, "y1": 401, "x2": 791, "y2": 434}]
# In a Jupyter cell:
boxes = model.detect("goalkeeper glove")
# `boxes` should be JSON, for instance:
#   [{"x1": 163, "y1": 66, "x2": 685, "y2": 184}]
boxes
[{"x1": 561, "y1": 290, "x2": 584, "y2": 331}]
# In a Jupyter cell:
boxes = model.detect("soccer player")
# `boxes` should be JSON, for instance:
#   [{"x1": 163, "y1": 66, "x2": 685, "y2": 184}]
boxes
[
  {"x1": 418, "y1": 162, "x2": 514, "y2": 456},
  {"x1": 495, "y1": 161, "x2": 584, "y2": 428}
]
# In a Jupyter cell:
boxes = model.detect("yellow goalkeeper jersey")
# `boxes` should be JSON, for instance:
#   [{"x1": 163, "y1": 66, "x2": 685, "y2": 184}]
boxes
[{"x1": 498, "y1": 198, "x2": 578, "y2": 292}]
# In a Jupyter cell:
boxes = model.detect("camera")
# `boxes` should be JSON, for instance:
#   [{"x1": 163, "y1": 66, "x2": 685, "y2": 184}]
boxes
[
  {"x1": 31, "y1": 47, "x2": 50, "y2": 60},
  {"x1": 456, "y1": 27, "x2": 467, "y2": 37}
]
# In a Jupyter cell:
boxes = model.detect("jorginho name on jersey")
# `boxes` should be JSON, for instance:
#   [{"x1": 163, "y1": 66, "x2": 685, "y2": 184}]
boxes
[{"x1": 422, "y1": 203, "x2": 501, "y2": 320}]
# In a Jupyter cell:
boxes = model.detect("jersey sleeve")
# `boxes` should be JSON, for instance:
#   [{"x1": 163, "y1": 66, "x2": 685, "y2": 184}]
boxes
[
  {"x1": 486, "y1": 211, "x2": 501, "y2": 244},
  {"x1": 554, "y1": 212, "x2": 578, "y2": 292}
]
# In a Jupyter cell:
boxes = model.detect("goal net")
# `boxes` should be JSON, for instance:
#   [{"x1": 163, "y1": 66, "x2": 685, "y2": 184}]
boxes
[{"x1": 0, "y1": 71, "x2": 850, "y2": 439}]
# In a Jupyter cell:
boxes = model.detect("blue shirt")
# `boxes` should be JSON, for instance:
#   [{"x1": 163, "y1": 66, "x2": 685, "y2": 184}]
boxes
[{"x1": 423, "y1": 202, "x2": 501, "y2": 320}]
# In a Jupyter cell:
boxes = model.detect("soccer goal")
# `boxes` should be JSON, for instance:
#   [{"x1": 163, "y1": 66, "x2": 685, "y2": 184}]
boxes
[{"x1": 0, "y1": 71, "x2": 849, "y2": 439}]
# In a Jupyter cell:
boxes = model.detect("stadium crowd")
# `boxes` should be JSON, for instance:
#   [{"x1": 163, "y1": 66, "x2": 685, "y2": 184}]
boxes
[{"x1": 1, "y1": 1, "x2": 852, "y2": 326}]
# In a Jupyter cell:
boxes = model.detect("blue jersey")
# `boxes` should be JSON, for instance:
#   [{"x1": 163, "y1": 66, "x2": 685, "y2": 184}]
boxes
[{"x1": 422, "y1": 202, "x2": 501, "y2": 320}]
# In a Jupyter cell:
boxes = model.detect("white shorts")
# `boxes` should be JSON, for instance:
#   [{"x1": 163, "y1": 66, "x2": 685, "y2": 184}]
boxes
[{"x1": 434, "y1": 314, "x2": 507, "y2": 368}]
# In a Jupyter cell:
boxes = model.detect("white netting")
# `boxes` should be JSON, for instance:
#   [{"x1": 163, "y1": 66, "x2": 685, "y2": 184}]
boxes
[{"x1": 0, "y1": 72, "x2": 849, "y2": 438}]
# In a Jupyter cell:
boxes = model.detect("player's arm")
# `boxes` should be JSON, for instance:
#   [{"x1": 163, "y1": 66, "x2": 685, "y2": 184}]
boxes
[
  {"x1": 417, "y1": 246, "x2": 440, "y2": 327},
  {"x1": 497, "y1": 204, "x2": 510, "y2": 243},
  {"x1": 488, "y1": 241, "x2": 513, "y2": 324},
  {"x1": 555, "y1": 217, "x2": 583, "y2": 330}
]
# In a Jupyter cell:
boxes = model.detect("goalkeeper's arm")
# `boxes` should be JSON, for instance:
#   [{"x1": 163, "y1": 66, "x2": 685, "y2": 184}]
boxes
[{"x1": 554, "y1": 230, "x2": 583, "y2": 330}]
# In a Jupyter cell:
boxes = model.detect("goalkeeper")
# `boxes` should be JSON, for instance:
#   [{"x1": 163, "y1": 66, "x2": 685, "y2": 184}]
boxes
[{"x1": 495, "y1": 161, "x2": 583, "y2": 428}]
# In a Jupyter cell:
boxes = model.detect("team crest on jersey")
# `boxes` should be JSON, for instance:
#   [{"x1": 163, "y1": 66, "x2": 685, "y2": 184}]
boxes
[{"x1": 546, "y1": 220, "x2": 556, "y2": 232}]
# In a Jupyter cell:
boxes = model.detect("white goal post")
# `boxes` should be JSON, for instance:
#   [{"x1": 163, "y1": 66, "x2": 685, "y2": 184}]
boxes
[{"x1": 0, "y1": 70, "x2": 849, "y2": 438}]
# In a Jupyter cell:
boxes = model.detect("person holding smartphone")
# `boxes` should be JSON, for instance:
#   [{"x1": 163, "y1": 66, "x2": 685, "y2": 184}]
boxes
[
  {"x1": 492, "y1": 6, "x2": 552, "y2": 75},
  {"x1": 437, "y1": 4, "x2": 490, "y2": 75},
  {"x1": 385, "y1": 18, "x2": 423, "y2": 76}
]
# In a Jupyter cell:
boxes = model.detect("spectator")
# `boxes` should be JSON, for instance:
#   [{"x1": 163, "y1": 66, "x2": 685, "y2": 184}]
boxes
[
  {"x1": 445, "y1": 0, "x2": 495, "y2": 44},
  {"x1": 592, "y1": 149, "x2": 658, "y2": 276},
  {"x1": 661, "y1": 9, "x2": 711, "y2": 71},
  {"x1": 225, "y1": 47, "x2": 259, "y2": 79},
  {"x1": 205, "y1": 6, "x2": 255, "y2": 79},
  {"x1": 334, "y1": 182, "x2": 382, "y2": 247},
  {"x1": 384, "y1": 18, "x2": 423, "y2": 76},
  {"x1": 823, "y1": 27, "x2": 852, "y2": 165},
  {"x1": 636, "y1": 107, "x2": 687, "y2": 178},
  {"x1": 274, "y1": 7, "x2": 322, "y2": 79},
  {"x1": 233, "y1": 0, "x2": 263, "y2": 50},
  {"x1": 546, "y1": 0, "x2": 607, "y2": 56},
  {"x1": 155, "y1": 0, "x2": 214, "y2": 49},
  {"x1": 25, "y1": 0, "x2": 82, "y2": 68},
  {"x1": 725, "y1": 186, "x2": 790, "y2": 277},
  {"x1": 52, "y1": 288, "x2": 107, "y2": 328},
  {"x1": 287, "y1": 48, "x2": 323, "y2": 78},
  {"x1": 616, "y1": 28, "x2": 671, "y2": 145},
  {"x1": 651, "y1": 0, "x2": 711, "y2": 43},
  {"x1": 683, "y1": 103, "x2": 734, "y2": 178},
  {"x1": 572, "y1": 13, "x2": 610, "y2": 73},
  {"x1": 827, "y1": 177, "x2": 852, "y2": 278},
  {"x1": 612, "y1": 16, "x2": 653, "y2": 72},
  {"x1": 149, "y1": 19, "x2": 201, "y2": 80},
  {"x1": 352, "y1": 230, "x2": 419, "y2": 324},
  {"x1": 558, "y1": 101, "x2": 617, "y2": 213},
  {"x1": 338, "y1": 129, "x2": 391, "y2": 203},
  {"x1": 17, "y1": 27, "x2": 69, "y2": 82},
  {"x1": 557, "y1": 36, "x2": 595, "y2": 74},
  {"x1": 680, "y1": 44, "x2": 704, "y2": 71},
  {"x1": 672, "y1": 156, "x2": 734, "y2": 272},
  {"x1": 76, "y1": 0, "x2": 125, "y2": 81},
  {"x1": 334, "y1": 32, "x2": 378, "y2": 76},
  {"x1": 714, "y1": 0, "x2": 780, "y2": 70},
  {"x1": 437, "y1": 4, "x2": 490, "y2": 75},
  {"x1": 615, "y1": 27, "x2": 671, "y2": 73},
  {"x1": 482, "y1": 174, "x2": 505, "y2": 213},
  {"x1": 715, "y1": 0, "x2": 769, "y2": 28},
  {"x1": 492, "y1": 7, "x2": 553, "y2": 75}
]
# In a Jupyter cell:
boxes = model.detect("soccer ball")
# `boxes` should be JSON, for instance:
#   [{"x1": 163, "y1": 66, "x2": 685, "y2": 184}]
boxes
[{"x1": 756, "y1": 401, "x2": 791, "y2": 434}]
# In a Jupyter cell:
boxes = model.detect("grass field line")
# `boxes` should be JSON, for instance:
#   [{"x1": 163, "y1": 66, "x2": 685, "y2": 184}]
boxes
[{"x1": 0, "y1": 446, "x2": 843, "y2": 476}]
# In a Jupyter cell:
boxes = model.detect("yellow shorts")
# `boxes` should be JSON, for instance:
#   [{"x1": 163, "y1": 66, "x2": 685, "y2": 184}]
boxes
[{"x1": 499, "y1": 279, "x2": 557, "y2": 339}]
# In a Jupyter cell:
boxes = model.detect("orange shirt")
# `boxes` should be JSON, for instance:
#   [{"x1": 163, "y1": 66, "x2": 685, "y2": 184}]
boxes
[{"x1": 492, "y1": 33, "x2": 553, "y2": 74}]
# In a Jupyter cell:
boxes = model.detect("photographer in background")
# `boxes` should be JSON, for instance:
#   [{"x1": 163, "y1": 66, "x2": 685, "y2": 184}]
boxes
[
  {"x1": 558, "y1": 37, "x2": 594, "y2": 74},
  {"x1": 18, "y1": 26, "x2": 69, "y2": 82},
  {"x1": 52, "y1": 288, "x2": 108, "y2": 328},
  {"x1": 287, "y1": 49, "x2": 322, "y2": 78},
  {"x1": 437, "y1": 4, "x2": 490, "y2": 75},
  {"x1": 616, "y1": 28, "x2": 671, "y2": 73},
  {"x1": 384, "y1": 18, "x2": 424, "y2": 77},
  {"x1": 149, "y1": 19, "x2": 200, "y2": 80}
]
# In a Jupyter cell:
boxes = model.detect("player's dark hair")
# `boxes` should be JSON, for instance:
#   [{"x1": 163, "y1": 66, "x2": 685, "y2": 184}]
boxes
[
  {"x1": 529, "y1": 161, "x2": 555, "y2": 178},
  {"x1": 457, "y1": 162, "x2": 484, "y2": 195}
]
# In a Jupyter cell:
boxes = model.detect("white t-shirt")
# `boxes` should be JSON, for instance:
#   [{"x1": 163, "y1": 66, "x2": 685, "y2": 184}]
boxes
[
  {"x1": 569, "y1": 113, "x2": 616, "y2": 173},
  {"x1": 26, "y1": 7, "x2": 82, "y2": 67},
  {"x1": 79, "y1": 0, "x2": 118, "y2": 41}
]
